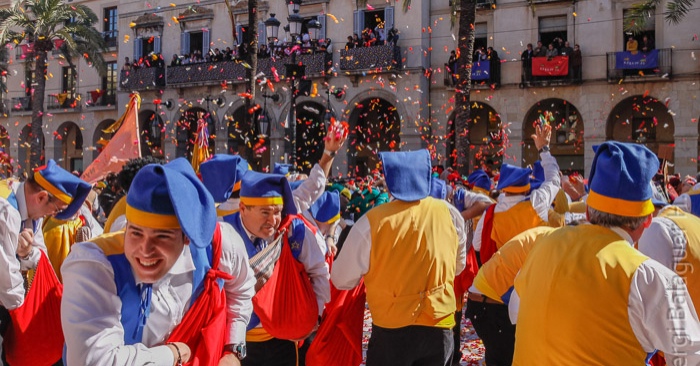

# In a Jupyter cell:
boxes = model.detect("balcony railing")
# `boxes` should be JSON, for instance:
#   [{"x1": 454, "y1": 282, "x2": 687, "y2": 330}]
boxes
[
  {"x1": 10, "y1": 97, "x2": 31, "y2": 112},
  {"x1": 166, "y1": 52, "x2": 327, "y2": 87},
  {"x1": 606, "y1": 48, "x2": 672, "y2": 83},
  {"x1": 47, "y1": 93, "x2": 82, "y2": 111},
  {"x1": 339, "y1": 45, "x2": 401, "y2": 72},
  {"x1": 102, "y1": 30, "x2": 118, "y2": 49},
  {"x1": 444, "y1": 61, "x2": 500, "y2": 89},
  {"x1": 120, "y1": 67, "x2": 166, "y2": 91},
  {"x1": 85, "y1": 91, "x2": 116, "y2": 108},
  {"x1": 521, "y1": 56, "x2": 581, "y2": 87}
]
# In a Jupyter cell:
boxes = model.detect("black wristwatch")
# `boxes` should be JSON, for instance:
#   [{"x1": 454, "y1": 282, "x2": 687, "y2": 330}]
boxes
[
  {"x1": 538, "y1": 145, "x2": 550, "y2": 154},
  {"x1": 224, "y1": 343, "x2": 247, "y2": 360}
]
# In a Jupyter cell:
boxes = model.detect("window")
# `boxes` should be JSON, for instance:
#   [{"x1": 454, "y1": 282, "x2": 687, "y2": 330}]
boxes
[
  {"x1": 62, "y1": 66, "x2": 76, "y2": 96},
  {"x1": 475, "y1": 22, "x2": 488, "y2": 53},
  {"x1": 632, "y1": 117, "x2": 656, "y2": 143},
  {"x1": 353, "y1": 7, "x2": 394, "y2": 41},
  {"x1": 181, "y1": 30, "x2": 209, "y2": 57},
  {"x1": 622, "y1": 9, "x2": 655, "y2": 51},
  {"x1": 538, "y1": 16, "x2": 567, "y2": 47},
  {"x1": 103, "y1": 7, "x2": 118, "y2": 47},
  {"x1": 101, "y1": 62, "x2": 117, "y2": 105}
]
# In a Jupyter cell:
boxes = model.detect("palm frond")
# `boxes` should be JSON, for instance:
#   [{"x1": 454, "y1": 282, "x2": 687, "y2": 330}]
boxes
[
  {"x1": 665, "y1": 0, "x2": 693, "y2": 24},
  {"x1": 623, "y1": 0, "x2": 660, "y2": 34},
  {"x1": 402, "y1": 0, "x2": 411, "y2": 12}
]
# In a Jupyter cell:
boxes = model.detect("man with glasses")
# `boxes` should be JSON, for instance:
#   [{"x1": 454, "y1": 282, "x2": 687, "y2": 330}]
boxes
[{"x1": 0, "y1": 159, "x2": 91, "y2": 364}]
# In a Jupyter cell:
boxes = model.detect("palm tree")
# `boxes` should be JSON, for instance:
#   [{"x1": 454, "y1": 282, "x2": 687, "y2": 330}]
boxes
[
  {"x1": 624, "y1": 0, "x2": 694, "y2": 33},
  {"x1": 244, "y1": 0, "x2": 258, "y2": 142},
  {"x1": 452, "y1": 0, "x2": 477, "y2": 176},
  {"x1": 0, "y1": 0, "x2": 107, "y2": 169}
]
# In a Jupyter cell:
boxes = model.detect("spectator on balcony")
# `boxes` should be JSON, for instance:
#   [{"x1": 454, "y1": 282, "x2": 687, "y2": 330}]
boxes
[
  {"x1": 387, "y1": 27, "x2": 399, "y2": 46},
  {"x1": 448, "y1": 50, "x2": 457, "y2": 85},
  {"x1": 571, "y1": 44, "x2": 582, "y2": 83},
  {"x1": 552, "y1": 37, "x2": 564, "y2": 53},
  {"x1": 640, "y1": 35, "x2": 654, "y2": 53},
  {"x1": 181, "y1": 54, "x2": 190, "y2": 65},
  {"x1": 352, "y1": 33, "x2": 361, "y2": 48},
  {"x1": 374, "y1": 23, "x2": 385, "y2": 46},
  {"x1": 223, "y1": 47, "x2": 233, "y2": 61},
  {"x1": 301, "y1": 31, "x2": 311, "y2": 48},
  {"x1": 487, "y1": 47, "x2": 500, "y2": 86},
  {"x1": 626, "y1": 36, "x2": 638, "y2": 54},
  {"x1": 258, "y1": 44, "x2": 270, "y2": 58},
  {"x1": 534, "y1": 41, "x2": 546, "y2": 57},
  {"x1": 362, "y1": 27, "x2": 376, "y2": 47},
  {"x1": 122, "y1": 57, "x2": 132, "y2": 71},
  {"x1": 521, "y1": 43, "x2": 534, "y2": 83},
  {"x1": 170, "y1": 54, "x2": 181, "y2": 67},
  {"x1": 560, "y1": 41, "x2": 574, "y2": 57},
  {"x1": 345, "y1": 36, "x2": 356, "y2": 50},
  {"x1": 545, "y1": 43, "x2": 558, "y2": 60}
]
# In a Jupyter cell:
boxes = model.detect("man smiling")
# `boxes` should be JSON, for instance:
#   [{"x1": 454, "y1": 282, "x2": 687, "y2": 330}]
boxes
[{"x1": 61, "y1": 158, "x2": 255, "y2": 366}]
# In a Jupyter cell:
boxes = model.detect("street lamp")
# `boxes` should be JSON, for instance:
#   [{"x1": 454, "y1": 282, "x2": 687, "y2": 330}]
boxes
[
  {"x1": 307, "y1": 18, "x2": 321, "y2": 46},
  {"x1": 286, "y1": 0, "x2": 301, "y2": 17},
  {"x1": 258, "y1": 93, "x2": 279, "y2": 138}
]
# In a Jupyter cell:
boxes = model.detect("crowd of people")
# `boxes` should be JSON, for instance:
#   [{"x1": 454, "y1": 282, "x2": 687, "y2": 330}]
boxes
[
  {"x1": 521, "y1": 38, "x2": 582, "y2": 84},
  {"x1": 447, "y1": 46, "x2": 502, "y2": 87},
  {"x1": 2, "y1": 118, "x2": 700, "y2": 366},
  {"x1": 345, "y1": 25, "x2": 399, "y2": 50}
]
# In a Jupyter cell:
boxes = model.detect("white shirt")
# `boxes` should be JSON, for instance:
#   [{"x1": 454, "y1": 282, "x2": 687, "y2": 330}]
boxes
[
  {"x1": 331, "y1": 198, "x2": 467, "y2": 290},
  {"x1": 638, "y1": 211, "x2": 684, "y2": 270},
  {"x1": 473, "y1": 151, "x2": 560, "y2": 251},
  {"x1": 292, "y1": 163, "x2": 327, "y2": 213},
  {"x1": 61, "y1": 222, "x2": 256, "y2": 366},
  {"x1": 510, "y1": 226, "x2": 700, "y2": 362},
  {"x1": 79, "y1": 204, "x2": 104, "y2": 238}
]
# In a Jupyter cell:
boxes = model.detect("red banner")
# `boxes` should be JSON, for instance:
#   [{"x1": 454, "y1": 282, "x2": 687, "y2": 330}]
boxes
[{"x1": 532, "y1": 56, "x2": 569, "y2": 76}]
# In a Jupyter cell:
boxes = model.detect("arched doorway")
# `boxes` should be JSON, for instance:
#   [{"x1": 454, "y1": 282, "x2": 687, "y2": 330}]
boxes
[
  {"x1": 140, "y1": 110, "x2": 166, "y2": 158},
  {"x1": 18, "y1": 124, "x2": 45, "y2": 178},
  {"x1": 225, "y1": 106, "x2": 271, "y2": 172},
  {"x1": 523, "y1": 98, "x2": 584, "y2": 175},
  {"x1": 284, "y1": 101, "x2": 327, "y2": 174},
  {"x1": 54, "y1": 122, "x2": 83, "y2": 172},
  {"x1": 176, "y1": 107, "x2": 216, "y2": 160},
  {"x1": 92, "y1": 119, "x2": 115, "y2": 160},
  {"x1": 606, "y1": 94, "x2": 674, "y2": 171},
  {"x1": 447, "y1": 102, "x2": 505, "y2": 172},
  {"x1": 348, "y1": 97, "x2": 400, "y2": 177},
  {"x1": 0, "y1": 126, "x2": 11, "y2": 177}
]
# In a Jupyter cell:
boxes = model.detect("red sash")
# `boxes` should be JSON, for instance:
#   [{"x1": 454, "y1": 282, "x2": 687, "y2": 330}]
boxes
[
  {"x1": 306, "y1": 280, "x2": 366, "y2": 366},
  {"x1": 453, "y1": 246, "x2": 480, "y2": 302},
  {"x1": 4, "y1": 251, "x2": 64, "y2": 366},
  {"x1": 252, "y1": 215, "x2": 319, "y2": 340},
  {"x1": 166, "y1": 223, "x2": 233, "y2": 366},
  {"x1": 479, "y1": 204, "x2": 498, "y2": 265}
]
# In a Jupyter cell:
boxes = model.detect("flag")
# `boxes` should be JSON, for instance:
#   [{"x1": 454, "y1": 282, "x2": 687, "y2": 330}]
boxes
[
  {"x1": 81, "y1": 94, "x2": 142, "y2": 184},
  {"x1": 191, "y1": 117, "x2": 210, "y2": 174}
]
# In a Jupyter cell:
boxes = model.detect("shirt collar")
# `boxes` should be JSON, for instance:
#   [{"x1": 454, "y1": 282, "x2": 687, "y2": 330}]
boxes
[{"x1": 609, "y1": 226, "x2": 634, "y2": 245}]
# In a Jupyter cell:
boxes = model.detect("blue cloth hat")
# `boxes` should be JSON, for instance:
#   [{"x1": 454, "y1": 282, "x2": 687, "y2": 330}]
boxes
[
  {"x1": 199, "y1": 154, "x2": 250, "y2": 203},
  {"x1": 379, "y1": 149, "x2": 432, "y2": 202},
  {"x1": 529, "y1": 161, "x2": 545, "y2": 191},
  {"x1": 33, "y1": 159, "x2": 91, "y2": 220},
  {"x1": 240, "y1": 171, "x2": 297, "y2": 216},
  {"x1": 587, "y1": 141, "x2": 659, "y2": 217},
  {"x1": 467, "y1": 169, "x2": 492, "y2": 193},
  {"x1": 497, "y1": 164, "x2": 533, "y2": 194},
  {"x1": 309, "y1": 191, "x2": 341, "y2": 224},
  {"x1": 126, "y1": 158, "x2": 217, "y2": 248},
  {"x1": 273, "y1": 163, "x2": 294, "y2": 176},
  {"x1": 430, "y1": 178, "x2": 447, "y2": 200}
]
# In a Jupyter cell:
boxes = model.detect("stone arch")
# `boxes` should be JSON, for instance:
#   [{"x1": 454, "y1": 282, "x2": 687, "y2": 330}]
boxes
[
  {"x1": 18, "y1": 124, "x2": 45, "y2": 177},
  {"x1": 139, "y1": 109, "x2": 166, "y2": 158},
  {"x1": 54, "y1": 121, "x2": 83, "y2": 172},
  {"x1": 175, "y1": 107, "x2": 216, "y2": 159},
  {"x1": 92, "y1": 119, "x2": 116, "y2": 161},
  {"x1": 223, "y1": 104, "x2": 272, "y2": 172},
  {"x1": 446, "y1": 102, "x2": 504, "y2": 172},
  {"x1": 347, "y1": 97, "x2": 401, "y2": 177},
  {"x1": 523, "y1": 98, "x2": 585, "y2": 174},
  {"x1": 606, "y1": 94, "x2": 674, "y2": 170}
]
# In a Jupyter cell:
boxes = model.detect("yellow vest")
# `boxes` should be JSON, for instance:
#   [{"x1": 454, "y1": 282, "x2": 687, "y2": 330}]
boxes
[
  {"x1": 473, "y1": 226, "x2": 555, "y2": 303},
  {"x1": 658, "y1": 206, "x2": 700, "y2": 315},
  {"x1": 42, "y1": 216, "x2": 83, "y2": 282},
  {"x1": 491, "y1": 200, "x2": 546, "y2": 249},
  {"x1": 364, "y1": 198, "x2": 458, "y2": 329},
  {"x1": 104, "y1": 196, "x2": 127, "y2": 233},
  {"x1": 513, "y1": 225, "x2": 649, "y2": 365}
]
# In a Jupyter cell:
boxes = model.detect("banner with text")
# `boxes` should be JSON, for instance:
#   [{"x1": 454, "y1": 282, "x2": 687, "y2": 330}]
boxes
[
  {"x1": 615, "y1": 49, "x2": 659, "y2": 69},
  {"x1": 471, "y1": 61, "x2": 491, "y2": 81},
  {"x1": 532, "y1": 56, "x2": 569, "y2": 76}
]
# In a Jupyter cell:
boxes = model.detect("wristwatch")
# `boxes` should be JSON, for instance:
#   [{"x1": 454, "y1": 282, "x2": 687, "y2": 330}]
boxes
[
  {"x1": 538, "y1": 145, "x2": 550, "y2": 154},
  {"x1": 224, "y1": 343, "x2": 247, "y2": 360},
  {"x1": 323, "y1": 149, "x2": 337, "y2": 158}
]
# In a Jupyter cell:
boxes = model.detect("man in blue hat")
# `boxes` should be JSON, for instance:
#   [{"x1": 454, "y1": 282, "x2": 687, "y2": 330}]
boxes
[
  {"x1": 332, "y1": 149, "x2": 467, "y2": 366},
  {"x1": 230, "y1": 171, "x2": 330, "y2": 366},
  {"x1": 512, "y1": 141, "x2": 700, "y2": 364},
  {"x1": 0, "y1": 159, "x2": 91, "y2": 364},
  {"x1": 61, "y1": 158, "x2": 256, "y2": 366},
  {"x1": 303, "y1": 190, "x2": 342, "y2": 258}
]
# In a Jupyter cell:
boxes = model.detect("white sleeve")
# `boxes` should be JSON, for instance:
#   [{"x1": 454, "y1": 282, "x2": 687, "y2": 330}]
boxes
[
  {"x1": 462, "y1": 190, "x2": 493, "y2": 208},
  {"x1": 81, "y1": 205, "x2": 104, "y2": 238},
  {"x1": 292, "y1": 164, "x2": 327, "y2": 213},
  {"x1": 530, "y1": 151, "x2": 561, "y2": 222},
  {"x1": 0, "y1": 202, "x2": 25, "y2": 310},
  {"x1": 19, "y1": 218, "x2": 47, "y2": 271},
  {"x1": 508, "y1": 286, "x2": 520, "y2": 325},
  {"x1": 446, "y1": 202, "x2": 467, "y2": 275},
  {"x1": 61, "y1": 243, "x2": 175, "y2": 366},
  {"x1": 472, "y1": 214, "x2": 485, "y2": 252},
  {"x1": 109, "y1": 215, "x2": 127, "y2": 233},
  {"x1": 298, "y1": 226, "x2": 331, "y2": 315},
  {"x1": 637, "y1": 218, "x2": 680, "y2": 270},
  {"x1": 673, "y1": 194, "x2": 691, "y2": 213},
  {"x1": 330, "y1": 214, "x2": 371, "y2": 290},
  {"x1": 628, "y1": 260, "x2": 700, "y2": 361},
  {"x1": 218, "y1": 223, "x2": 256, "y2": 345}
]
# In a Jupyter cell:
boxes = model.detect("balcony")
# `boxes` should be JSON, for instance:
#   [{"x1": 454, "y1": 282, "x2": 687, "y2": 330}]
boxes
[
  {"x1": 521, "y1": 56, "x2": 581, "y2": 87},
  {"x1": 10, "y1": 97, "x2": 32, "y2": 114},
  {"x1": 166, "y1": 52, "x2": 327, "y2": 87},
  {"x1": 102, "y1": 30, "x2": 118, "y2": 49},
  {"x1": 339, "y1": 45, "x2": 401, "y2": 73},
  {"x1": 47, "y1": 93, "x2": 82, "y2": 112},
  {"x1": 85, "y1": 91, "x2": 116, "y2": 108},
  {"x1": 444, "y1": 61, "x2": 500, "y2": 89},
  {"x1": 120, "y1": 67, "x2": 165, "y2": 91},
  {"x1": 606, "y1": 48, "x2": 672, "y2": 83}
]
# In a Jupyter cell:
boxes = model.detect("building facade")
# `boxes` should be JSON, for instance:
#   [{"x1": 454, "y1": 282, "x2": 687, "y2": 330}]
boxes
[{"x1": 1, "y1": 0, "x2": 698, "y2": 178}]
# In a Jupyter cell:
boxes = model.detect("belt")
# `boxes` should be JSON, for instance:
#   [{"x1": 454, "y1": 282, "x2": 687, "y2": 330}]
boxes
[{"x1": 467, "y1": 292, "x2": 502, "y2": 305}]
